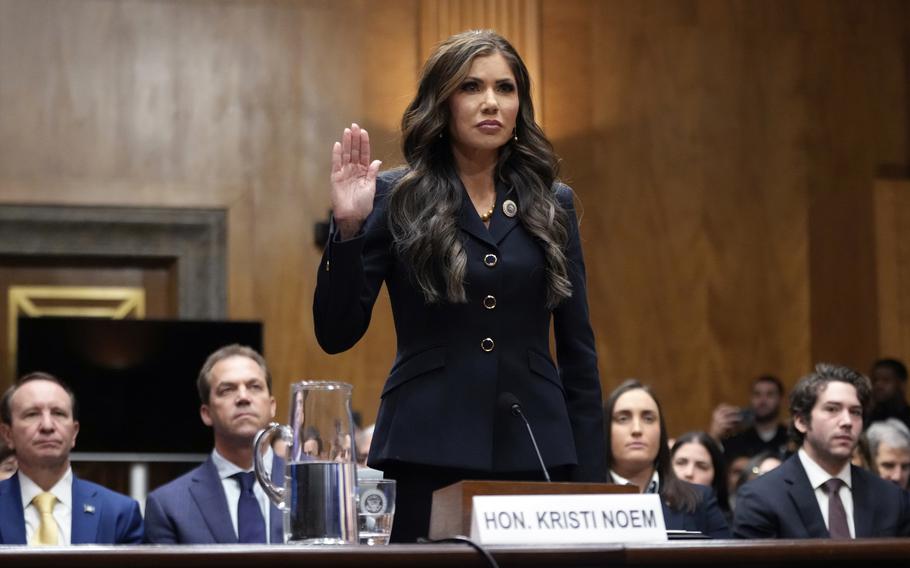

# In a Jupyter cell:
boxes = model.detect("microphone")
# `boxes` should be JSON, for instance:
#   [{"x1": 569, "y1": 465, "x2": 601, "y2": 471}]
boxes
[{"x1": 498, "y1": 392, "x2": 551, "y2": 482}]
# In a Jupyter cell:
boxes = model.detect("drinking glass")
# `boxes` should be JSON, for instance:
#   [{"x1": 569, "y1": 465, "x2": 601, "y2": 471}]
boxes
[{"x1": 358, "y1": 479, "x2": 396, "y2": 545}]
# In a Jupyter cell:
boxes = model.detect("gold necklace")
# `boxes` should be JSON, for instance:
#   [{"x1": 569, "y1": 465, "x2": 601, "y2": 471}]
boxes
[
  {"x1": 478, "y1": 193, "x2": 496, "y2": 222},
  {"x1": 479, "y1": 203, "x2": 495, "y2": 222}
]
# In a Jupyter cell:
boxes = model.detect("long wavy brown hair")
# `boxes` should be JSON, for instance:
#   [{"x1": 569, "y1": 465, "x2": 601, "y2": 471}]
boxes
[{"x1": 389, "y1": 30, "x2": 572, "y2": 308}]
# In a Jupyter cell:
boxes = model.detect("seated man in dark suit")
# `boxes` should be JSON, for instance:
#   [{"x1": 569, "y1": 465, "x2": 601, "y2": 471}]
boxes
[
  {"x1": 144, "y1": 344, "x2": 284, "y2": 543},
  {"x1": 0, "y1": 372, "x2": 143, "y2": 545},
  {"x1": 733, "y1": 363, "x2": 910, "y2": 538}
]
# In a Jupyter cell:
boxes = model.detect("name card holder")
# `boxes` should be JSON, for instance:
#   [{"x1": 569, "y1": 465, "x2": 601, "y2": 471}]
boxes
[
  {"x1": 429, "y1": 480, "x2": 638, "y2": 540},
  {"x1": 470, "y1": 493, "x2": 667, "y2": 545}
]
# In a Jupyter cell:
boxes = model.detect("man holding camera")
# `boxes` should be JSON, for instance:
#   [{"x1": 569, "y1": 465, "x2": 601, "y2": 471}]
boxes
[{"x1": 711, "y1": 374, "x2": 789, "y2": 460}]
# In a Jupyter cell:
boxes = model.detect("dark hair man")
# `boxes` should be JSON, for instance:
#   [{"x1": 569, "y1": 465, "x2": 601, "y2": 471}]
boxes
[
  {"x1": 0, "y1": 372, "x2": 143, "y2": 544},
  {"x1": 710, "y1": 375, "x2": 789, "y2": 460},
  {"x1": 733, "y1": 363, "x2": 910, "y2": 538},
  {"x1": 144, "y1": 344, "x2": 284, "y2": 544},
  {"x1": 868, "y1": 358, "x2": 910, "y2": 431}
]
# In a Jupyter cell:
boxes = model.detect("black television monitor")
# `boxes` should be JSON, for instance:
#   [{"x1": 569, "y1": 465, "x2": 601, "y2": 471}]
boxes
[{"x1": 15, "y1": 317, "x2": 263, "y2": 459}]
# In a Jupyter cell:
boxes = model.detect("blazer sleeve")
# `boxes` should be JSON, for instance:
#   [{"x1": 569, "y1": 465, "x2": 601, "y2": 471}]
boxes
[
  {"x1": 552, "y1": 185, "x2": 606, "y2": 482},
  {"x1": 142, "y1": 492, "x2": 177, "y2": 544},
  {"x1": 115, "y1": 498, "x2": 144, "y2": 544},
  {"x1": 313, "y1": 176, "x2": 394, "y2": 354},
  {"x1": 731, "y1": 481, "x2": 779, "y2": 538},
  {"x1": 697, "y1": 486, "x2": 731, "y2": 538}
]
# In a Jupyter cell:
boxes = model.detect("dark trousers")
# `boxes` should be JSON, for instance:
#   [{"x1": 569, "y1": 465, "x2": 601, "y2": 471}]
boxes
[{"x1": 382, "y1": 463, "x2": 568, "y2": 543}]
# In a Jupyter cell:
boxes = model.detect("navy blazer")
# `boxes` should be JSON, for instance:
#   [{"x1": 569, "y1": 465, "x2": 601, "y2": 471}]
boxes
[
  {"x1": 732, "y1": 454, "x2": 910, "y2": 538},
  {"x1": 661, "y1": 483, "x2": 730, "y2": 538},
  {"x1": 143, "y1": 456, "x2": 284, "y2": 544},
  {"x1": 0, "y1": 472, "x2": 143, "y2": 544},
  {"x1": 314, "y1": 170, "x2": 605, "y2": 480},
  {"x1": 608, "y1": 474, "x2": 730, "y2": 538}
]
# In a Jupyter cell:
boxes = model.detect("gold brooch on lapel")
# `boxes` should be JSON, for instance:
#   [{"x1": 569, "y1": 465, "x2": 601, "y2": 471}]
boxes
[{"x1": 502, "y1": 199, "x2": 517, "y2": 218}]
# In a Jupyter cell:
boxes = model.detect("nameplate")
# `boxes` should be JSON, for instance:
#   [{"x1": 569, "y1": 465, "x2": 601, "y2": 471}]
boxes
[{"x1": 470, "y1": 493, "x2": 667, "y2": 544}]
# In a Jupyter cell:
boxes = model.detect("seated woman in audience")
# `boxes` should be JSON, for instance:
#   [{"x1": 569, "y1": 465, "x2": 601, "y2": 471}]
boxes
[
  {"x1": 671, "y1": 431, "x2": 730, "y2": 520},
  {"x1": 732, "y1": 450, "x2": 783, "y2": 497},
  {"x1": 605, "y1": 380, "x2": 730, "y2": 538}
]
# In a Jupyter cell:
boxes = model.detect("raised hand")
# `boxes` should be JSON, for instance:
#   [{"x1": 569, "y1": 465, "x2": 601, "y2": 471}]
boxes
[
  {"x1": 709, "y1": 403, "x2": 743, "y2": 440},
  {"x1": 331, "y1": 123, "x2": 382, "y2": 239}
]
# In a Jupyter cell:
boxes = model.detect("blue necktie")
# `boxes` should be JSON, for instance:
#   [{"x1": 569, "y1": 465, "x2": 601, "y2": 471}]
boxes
[{"x1": 233, "y1": 471, "x2": 267, "y2": 543}]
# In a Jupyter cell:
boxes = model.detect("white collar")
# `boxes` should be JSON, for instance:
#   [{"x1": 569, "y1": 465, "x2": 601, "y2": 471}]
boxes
[
  {"x1": 18, "y1": 467, "x2": 73, "y2": 510},
  {"x1": 610, "y1": 468, "x2": 660, "y2": 494},
  {"x1": 211, "y1": 448, "x2": 273, "y2": 481},
  {"x1": 798, "y1": 448, "x2": 852, "y2": 490}
]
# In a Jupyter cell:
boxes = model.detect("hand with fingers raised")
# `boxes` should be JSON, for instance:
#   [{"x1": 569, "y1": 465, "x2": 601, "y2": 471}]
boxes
[{"x1": 331, "y1": 123, "x2": 382, "y2": 240}]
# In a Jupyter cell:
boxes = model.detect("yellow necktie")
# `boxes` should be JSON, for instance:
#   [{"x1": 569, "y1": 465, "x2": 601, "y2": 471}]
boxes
[{"x1": 32, "y1": 492, "x2": 59, "y2": 546}]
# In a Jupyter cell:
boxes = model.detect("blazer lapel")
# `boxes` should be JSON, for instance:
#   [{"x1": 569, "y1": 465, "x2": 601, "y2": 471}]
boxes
[
  {"x1": 784, "y1": 457, "x2": 829, "y2": 538},
  {"x1": 457, "y1": 191, "x2": 497, "y2": 248},
  {"x1": 0, "y1": 474, "x2": 27, "y2": 544},
  {"x1": 488, "y1": 186, "x2": 520, "y2": 245},
  {"x1": 850, "y1": 466, "x2": 873, "y2": 537},
  {"x1": 70, "y1": 477, "x2": 100, "y2": 544},
  {"x1": 269, "y1": 457, "x2": 285, "y2": 544},
  {"x1": 190, "y1": 457, "x2": 237, "y2": 543}
]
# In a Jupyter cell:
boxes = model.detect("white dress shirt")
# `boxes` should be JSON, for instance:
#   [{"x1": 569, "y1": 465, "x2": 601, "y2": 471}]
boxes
[
  {"x1": 797, "y1": 448, "x2": 855, "y2": 538},
  {"x1": 610, "y1": 469, "x2": 661, "y2": 494},
  {"x1": 211, "y1": 448, "x2": 275, "y2": 542},
  {"x1": 18, "y1": 468, "x2": 73, "y2": 545}
]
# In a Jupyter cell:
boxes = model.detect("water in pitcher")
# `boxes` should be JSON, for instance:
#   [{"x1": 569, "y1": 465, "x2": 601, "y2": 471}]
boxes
[{"x1": 285, "y1": 461, "x2": 358, "y2": 544}]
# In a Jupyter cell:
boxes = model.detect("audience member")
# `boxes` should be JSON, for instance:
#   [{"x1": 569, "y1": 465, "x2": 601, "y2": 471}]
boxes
[
  {"x1": 0, "y1": 439, "x2": 16, "y2": 481},
  {"x1": 865, "y1": 418, "x2": 910, "y2": 489},
  {"x1": 670, "y1": 431, "x2": 730, "y2": 518},
  {"x1": 144, "y1": 344, "x2": 284, "y2": 544},
  {"x1": 733, "y1": 451, "x2": 783, "y2": 496},
  {"x1": 868, "y1": 358, "x2": 910, "y2": 431},
  {"x1": 710, "y1": 375, "x2": 789, "y2": 461},
  {"x1": 733, "y1": 363, "x2": 910, "y2": 538},
  {"x1": 0, "y1": 372, "x2": 142, "y2": 545},
  {"x1": 605, "y1": 380, "x2": 730, "y2": 538}
]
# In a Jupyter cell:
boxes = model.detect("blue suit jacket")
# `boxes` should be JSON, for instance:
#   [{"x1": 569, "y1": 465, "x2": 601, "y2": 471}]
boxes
[
  {"x1": 0, "y1": 472, "x2": 143, "y2": 544},
  {"x1": 314, "y1": 170, "x2": 605, "y2": 481},
  {"x1": 733, "y1": 454, "x2": 910, "y2": 538},
  {"x1": 143, "y1": 455, "x2": 284, "y2": 544},
  {"x1": 661, "y1": 483, "x2": 730, "y2": 538}
]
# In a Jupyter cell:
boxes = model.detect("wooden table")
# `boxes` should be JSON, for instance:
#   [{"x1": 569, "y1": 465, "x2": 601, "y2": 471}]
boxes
[{"x1": 2, "y1": 539, "x2": 909, "y2": 568}]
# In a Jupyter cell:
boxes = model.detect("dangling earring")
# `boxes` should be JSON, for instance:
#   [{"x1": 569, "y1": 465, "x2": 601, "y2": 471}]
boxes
[{"x1": 512, "y1": 129, "x2": 518, "y2": 142}]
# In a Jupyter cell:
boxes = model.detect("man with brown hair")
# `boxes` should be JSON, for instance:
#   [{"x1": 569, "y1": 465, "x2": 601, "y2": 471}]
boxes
[
  {"x1": 733, "y1": 363, "x2": 910, "y2": 538},
  {"x1": 0, "y1": 372, "x2": 142, "y2": 545},
  {"x1": 144, "y1": 344, "x2": 284, "y2": 543}
]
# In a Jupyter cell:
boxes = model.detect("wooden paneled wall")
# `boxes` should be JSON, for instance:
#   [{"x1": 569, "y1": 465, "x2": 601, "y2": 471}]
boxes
[
  {"x1": 1, "y1": 0, "x2": 908, "y2": 437},
  {"x1": 542, "y1": 0, "x2": 909, "y2": 433},
  {"x1": 875, "y1": 180, "x2": 910, "y2": 364}
]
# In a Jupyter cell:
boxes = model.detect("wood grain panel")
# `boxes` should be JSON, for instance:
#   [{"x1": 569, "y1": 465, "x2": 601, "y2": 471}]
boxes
[
  {"x1": 874, "y1": 180, "x2": 910, "y2": 362},
  {"x1": 540, "y1": 0, "x2": 909, "y2": 434},
  {"x1": 803, "y1": 0, "x2": 910, "y2": 372}
]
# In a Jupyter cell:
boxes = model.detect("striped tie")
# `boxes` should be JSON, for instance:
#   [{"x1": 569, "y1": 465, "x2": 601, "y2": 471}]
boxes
[{"x1": 32, "y1": 492, "x2": 59, "y2": 546}]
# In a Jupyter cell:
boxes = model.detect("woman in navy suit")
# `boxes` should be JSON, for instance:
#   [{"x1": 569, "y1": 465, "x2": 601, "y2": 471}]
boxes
[
  {"x1": 605, "y1": 380, "x2": 730, "y2": 538},
  {"x1": 314, "y1": 30, "x2": 604, "y2": 542}
]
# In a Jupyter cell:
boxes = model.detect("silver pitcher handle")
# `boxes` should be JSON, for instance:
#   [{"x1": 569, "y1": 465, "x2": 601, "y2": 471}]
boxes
[{"x1": 253, "y1": 422, "x2": 291, "y2": 509}]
